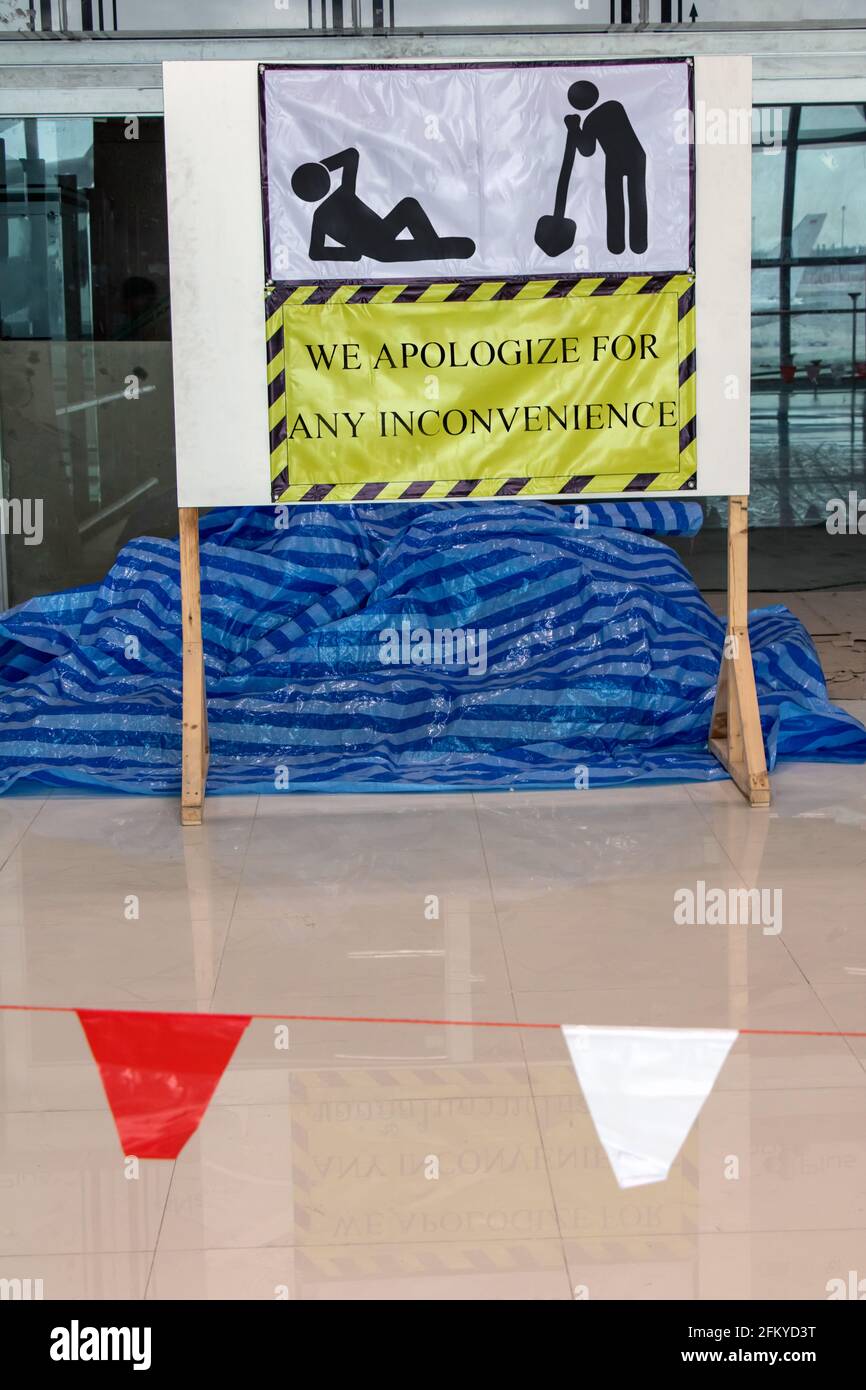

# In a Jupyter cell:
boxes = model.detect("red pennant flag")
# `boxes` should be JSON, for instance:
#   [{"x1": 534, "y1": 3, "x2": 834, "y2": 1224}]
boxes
[{"x1": 77, "y1": 1008, "x2": 251, "y2": 1160}]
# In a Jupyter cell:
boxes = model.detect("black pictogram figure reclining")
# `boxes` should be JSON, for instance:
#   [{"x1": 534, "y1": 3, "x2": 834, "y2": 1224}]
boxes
[{"x1": 291, "y1": 148, "x2": 476, "y2": 263}]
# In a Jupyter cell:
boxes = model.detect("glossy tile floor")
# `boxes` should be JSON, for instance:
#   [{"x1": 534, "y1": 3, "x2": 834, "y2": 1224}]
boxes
[{"x1": 1, "y1": 736, "x2": 865, "y2": 1300}]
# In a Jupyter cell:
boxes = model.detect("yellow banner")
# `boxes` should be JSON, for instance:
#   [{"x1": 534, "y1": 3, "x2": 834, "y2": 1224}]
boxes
[{"x1": 267, "y1": 277, "x2": 696, "y2": 502}]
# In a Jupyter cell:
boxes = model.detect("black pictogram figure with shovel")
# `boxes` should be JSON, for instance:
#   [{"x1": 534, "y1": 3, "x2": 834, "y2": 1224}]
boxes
[{"x1": 535, "y1": 81, "x2": 648, "y2": 258}]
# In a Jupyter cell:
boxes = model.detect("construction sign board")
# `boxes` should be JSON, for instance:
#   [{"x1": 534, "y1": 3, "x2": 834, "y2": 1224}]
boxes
[{"x1": 164, "y1": 57, "x2": 750, "y2": 507}]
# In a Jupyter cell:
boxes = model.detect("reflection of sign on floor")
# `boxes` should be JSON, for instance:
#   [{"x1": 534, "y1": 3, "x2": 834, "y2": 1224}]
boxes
[
  {"x1": 291, "y1": 1234, "x2": 698, "y2": 1300},
  {"x1": 267, "y1": 274, "x2": 696, "y2": 502},
  {"x1": 292, "y1": 1239, "x2": 571, "y2": 1300},
  {"x1": 291, "y1": 1091, "x2": 559, "y2": 1245},
  {"x1": 288, "y1": 1068, "x2": 701, "y2": 1256}
]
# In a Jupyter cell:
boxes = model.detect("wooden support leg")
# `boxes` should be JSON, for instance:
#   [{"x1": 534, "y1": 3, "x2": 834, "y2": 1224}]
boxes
[
  {"x1": 179, "y1": 507, "x2": 209, "y2": 825},
  {"x1": 708, "y1": 496, "x2": 770, "y2": 807}
]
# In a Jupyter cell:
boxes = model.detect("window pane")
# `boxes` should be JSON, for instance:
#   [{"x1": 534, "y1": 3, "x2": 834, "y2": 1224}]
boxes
[
  {"x1": 793, "y1": 107, "x2": 866, "y2": 256},
  {"x1": 0, "y1": 116, "x2": 176, "y2": 607},
  {"x1": 752, "y1": 109, "x2": 787, "y2": 260},
  {"x1": 751, "y1": 313, "x2": 781, "y2": 381},
  {"x1": 797, "y1": 103, "x2": 866, "y2": 140},
  {"x1": 747, "y1": 102, "x2": 866, "y2": 527},
  {"x1": 790, "y1": 309, "x2": 863, "y2": 378}
]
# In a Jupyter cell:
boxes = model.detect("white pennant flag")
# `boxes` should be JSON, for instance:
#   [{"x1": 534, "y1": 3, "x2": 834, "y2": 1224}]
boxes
[{"x1": 561, "y1": 1025, "x2": 738, "y2": 1188}]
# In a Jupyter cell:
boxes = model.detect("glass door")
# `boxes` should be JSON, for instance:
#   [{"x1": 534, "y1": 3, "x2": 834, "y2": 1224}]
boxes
[{"x1": 0, "y1": 115, "x2": 176, "y2": 607}]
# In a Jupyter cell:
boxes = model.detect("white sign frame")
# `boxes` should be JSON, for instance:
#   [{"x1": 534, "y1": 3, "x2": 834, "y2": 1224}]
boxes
[{"x1": 163, "y1": 55, "x2": 751, "y2": 506}]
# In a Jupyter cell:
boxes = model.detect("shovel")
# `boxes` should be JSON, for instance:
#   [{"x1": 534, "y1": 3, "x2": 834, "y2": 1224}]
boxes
[{"x1": 534, "y1": 119, "x2": 580, "y2": 257}]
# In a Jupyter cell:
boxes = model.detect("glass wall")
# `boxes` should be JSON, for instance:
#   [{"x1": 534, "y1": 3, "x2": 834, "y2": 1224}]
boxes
[
  {"x1": 750, "y1": 104, "x2": 866, "y2": 528},
  {"x1": 0, "y1": 116, "x2": 175, "y2": 605},
  {"x1": 0, "y1": 100, "x2": 864, "y2": 607},
  {"x1": 752, "y1": 103, "x2": 866, "y2": 382}
]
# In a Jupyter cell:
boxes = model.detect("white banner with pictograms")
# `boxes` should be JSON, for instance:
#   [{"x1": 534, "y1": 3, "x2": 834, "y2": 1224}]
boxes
[{"x1": 261, "y1": 60, "x2": 693, "y2": 283}]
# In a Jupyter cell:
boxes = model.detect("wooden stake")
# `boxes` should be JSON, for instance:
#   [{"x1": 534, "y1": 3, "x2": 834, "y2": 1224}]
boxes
[
  {"x1": 179, "y1": 507, "x2": 208, "y2": 825},
  {"x1": 708, "y1": 496, "x2": 770, "y2": 807}
]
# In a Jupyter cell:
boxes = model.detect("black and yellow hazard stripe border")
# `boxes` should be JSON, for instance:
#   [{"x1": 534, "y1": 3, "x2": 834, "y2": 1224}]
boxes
[{"x1": 265, "y1": 274, "x2": 696, "y2": 504}]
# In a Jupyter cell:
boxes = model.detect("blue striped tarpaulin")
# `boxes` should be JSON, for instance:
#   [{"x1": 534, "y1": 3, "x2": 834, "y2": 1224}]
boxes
[{"x1": 0, "y1": 501, "x2": 863, "y2": 795}]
